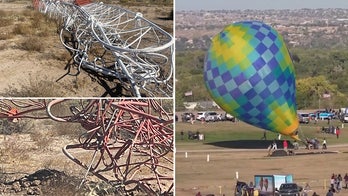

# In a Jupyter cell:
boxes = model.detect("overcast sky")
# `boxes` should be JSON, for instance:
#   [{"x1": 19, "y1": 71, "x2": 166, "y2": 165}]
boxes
[{"x1": 176, "y1": 0, "x2": 348, "y2": 11}]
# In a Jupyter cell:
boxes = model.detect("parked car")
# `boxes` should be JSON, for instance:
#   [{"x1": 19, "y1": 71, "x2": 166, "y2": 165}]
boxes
[
  {"x1": 196, "y1": 112, "x2": 207, "y2": 121},
  {"x1": 318, "y1": 112, "x2": 334, "y2": 120},
  {"x1": 308, "y1": 113, "x2": 316, "y2": 120},
  {"x1": 181, "y1": 112, "x2": 194, "y2": 122},
  {"x1": 205, "y1": 111, "x2": 219, "y2": 122},
  {"x1": 196, "y1": 111, "x2": 219, "y2": 122},
  {"x1": 297, "y1": 113, "x2": 309, "y2": 124},
  {"x1": 275, "y1": 183, "x2": 302, "y2": 196},
  {"x1": 343, "y1": 113, "x2": 348, "y2": 123},
  {"x1": 225, "y1": 113, "x2": 236, "y2": 122}
]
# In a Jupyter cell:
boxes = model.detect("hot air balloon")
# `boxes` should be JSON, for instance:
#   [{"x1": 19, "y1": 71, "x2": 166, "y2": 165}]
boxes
[{"x1": 204, "y1": 21, "x2": 299, "y2": 139}]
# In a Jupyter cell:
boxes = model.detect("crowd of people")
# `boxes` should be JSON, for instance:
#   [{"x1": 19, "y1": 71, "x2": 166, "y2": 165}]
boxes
[{"x1": 328, "y1": 173, "x2": 348, "y2": 194}]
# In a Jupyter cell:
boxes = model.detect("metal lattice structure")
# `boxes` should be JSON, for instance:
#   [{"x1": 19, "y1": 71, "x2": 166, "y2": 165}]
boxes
[
  {"x1": 0, "y1": 99, "x2": 173, "y2": 195},
  {"x1": 32, "y1": 0, "x2": 174, "y2": 97}
]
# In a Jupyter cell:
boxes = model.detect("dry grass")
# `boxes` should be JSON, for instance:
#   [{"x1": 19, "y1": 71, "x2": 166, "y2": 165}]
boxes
[
  {"x1": 0, "y1": 32, "x2": 14, "y2": 40},
  {"x1": 53, "y1": 122, "x2": 84, "y2": 139},
  {"x1": 21, "y1": 36, "x2": 44, "y2": 52},
  {"x1": 0, "y1": 44, "x2": 7, "y2": 51},
  {"x1": 1, "y1": 74, "x2": 67, "y2": 97},
  {"x1": 30, "y1": 131, "x2": 53, "y2": 151},
  {"x1": 13, "y1": 23, "x2": 32, "y2": 35},
  {"x1": 0, "y1": 10, "x2": 13, "y2": 27},
  {"x1": 0, "y1": 119, "x2": 33, "y2": 135},
  {"x1": 0, "y1": 134, "x2": 31, "y2": 163},
  {"x1": 0, "y1": 18, "x2": 13, "y2": 27}
]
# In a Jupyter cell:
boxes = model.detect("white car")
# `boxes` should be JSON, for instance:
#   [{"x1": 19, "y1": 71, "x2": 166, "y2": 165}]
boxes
[
  {"x1": 343, "y1": 114, "x2": 348, "y2": 123},
  {"x1": 298, "y1": 113, "x2": 309, "y2": 124},
  {"x1": 196, "y1": 111, "x2": 219, "y2": 122},
  {"x1": 205, "y1": 111, "x2": 219, "y2": 122},
  {"x1": 196, "y1": 112, "x2": 207, "y2": 121}
]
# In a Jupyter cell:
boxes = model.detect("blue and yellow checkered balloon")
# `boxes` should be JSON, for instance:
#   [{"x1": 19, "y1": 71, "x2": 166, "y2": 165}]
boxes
[{"x1": 204, "y1": 21, "x2": 299, "y2": 138}]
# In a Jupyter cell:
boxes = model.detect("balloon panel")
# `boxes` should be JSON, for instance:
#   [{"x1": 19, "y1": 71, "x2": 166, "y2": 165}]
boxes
[{"x1": 204, "y1": 21, "x2": 299, "y2": 136}]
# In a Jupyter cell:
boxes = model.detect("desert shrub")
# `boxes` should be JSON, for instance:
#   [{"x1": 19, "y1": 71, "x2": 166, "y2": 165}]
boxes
[
  {"x1": 0, "y1": 119, "x2": 33, "y2": 135},
  {"x1": 21, "y1": 36, "x2": 44, "y2": 52},
  {"x1": 31, "y1": 12, "x2": 45, "y2": 28},
  {"x1": 0, "y1": 166, "x2": 8, "y2": 183},
  {"x1": 0, "y1": 134, "x2": 30, "y2": 162},
  {"x1": 18, "y1": 16, "x2": 26, "y2": 22},
  {"x1": 0, "y1": 44, "x2": 6, "y2": 51},
  {"x1": 21, "y1": 9, "x2": 35, "y2": 18},
  {"x1": 13, "y1": 23, "x2": 32, "y2": 35},
  {"x1": 0, "y1": 18, "x2": 13, "y2": 27},
  {"x1": 1, "y1": 75, "x2": 67, "y2": 97},
  {"x1": 56, "y1": 51, "x2": 71, "y2": 61},
  {"x1": 0, "y1": 10, "x2": 7, "y2": 17},
  {"x1": 0, "y1": 32, "x2": 14, "y2": 40}
]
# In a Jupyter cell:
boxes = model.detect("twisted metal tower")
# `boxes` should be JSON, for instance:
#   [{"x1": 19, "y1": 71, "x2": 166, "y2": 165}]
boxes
[
  {"x1": 0, "y1": 99, "x2": 173, "y2": 195},
  {"x1": 32, "y1": 0, "x2": 174, "y2": 97}
]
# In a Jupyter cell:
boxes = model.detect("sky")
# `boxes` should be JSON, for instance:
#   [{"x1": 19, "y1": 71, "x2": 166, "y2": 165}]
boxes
[{"x1": 175, "y1": 0, "x2": 348, "y2": 11}]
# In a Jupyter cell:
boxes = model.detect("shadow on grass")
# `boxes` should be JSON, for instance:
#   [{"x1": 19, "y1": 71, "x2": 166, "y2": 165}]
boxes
[{"x1": 205, "y1": 140, "x2": 295, "y2": 149}]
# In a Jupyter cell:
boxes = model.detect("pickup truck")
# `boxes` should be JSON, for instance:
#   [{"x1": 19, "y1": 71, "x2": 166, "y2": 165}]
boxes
[{"x1": 275, "y1": 183, "x2": 302, "y2": 196}]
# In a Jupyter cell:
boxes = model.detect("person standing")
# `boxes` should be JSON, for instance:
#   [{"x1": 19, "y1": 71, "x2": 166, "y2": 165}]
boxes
[
  {"x1": 326, "y1": 189, "x2": 333, "y2": 196},
  {"x1": 322, "y1": 138, "x2": 327, "y2": 149},
  {"x1": 330, "y1": 174, "x2": 335, "y2": 191},
  {"x1": 283, "y1": 140, "x2": 288, "y2": 150},
  {"x1": 337, "y1": 174, "x2": 343, "y2": 192},
  {"x1": 336, "y1": 126, "x2": 340, "y2": 139},
  {"x1": 344, "y1": 173, "x2": 348, "y2": 188},
  {"x1": 271, "y1": 140, "x2": 277, "y2": 150},
  {"x1": 261, "y1": 131, "x2": 267, "y2": 140}
]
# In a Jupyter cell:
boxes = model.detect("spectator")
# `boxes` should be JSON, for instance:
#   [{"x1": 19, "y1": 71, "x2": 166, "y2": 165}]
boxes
[
  {"x1": 344, "y1": 173, "x2": 348, "y2": 188},
  {"x1": 261, "y1": 131, "x2": 267, "y2": 140},
  {"x1": 304, "y1": 182, "x2": 311, "y2": 191},
  {"x1": 303, "y1": 183, "x2": 311, "y2": 196},
  {"x1": 326, "y1": 189, "x2": 334, "y2": 196},
  {"x1": 293, "y1": 140, "x2": 299, "y2": 150},
  {"x1": 247, "y1": 181, "x2": 254, "y2": 196},
  {"x1": 312, "y1": 192, "x2": 319, "y2": 196},
  {"x1": 322, "y1": 138, "x2": 327, "y2": 149},
  {"x1": 283, "y1": 140, "x2": 288, "y2": 152},
  {"x1": 330, "y1": 174, "x2": 335, "y2": 190},
  {"x1": 336, "y1": 126, "x2": 340, "y2": 139},
  {"x1": 337, "y1": 174, "x2": 342, "y2": 192},
  {"x1": 180, "y1": 131, "x2": 184, "y2": 140},
  {"x1": 271, "y1": 140, "x2": 277, "y2": 150}
]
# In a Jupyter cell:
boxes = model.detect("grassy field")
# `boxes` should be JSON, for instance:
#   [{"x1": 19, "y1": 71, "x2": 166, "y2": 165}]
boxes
[
  {"x1": 176, "y1": 119, "x2": 348, "y2": 147},
  {"x1": 175, "y1": 119, "x2": 348, "y2": 196}
]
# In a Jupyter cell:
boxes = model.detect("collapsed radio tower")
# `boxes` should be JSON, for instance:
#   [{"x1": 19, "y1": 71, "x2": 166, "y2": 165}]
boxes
[
  {"x1": 0, "y1": 99, "x2": 173, "y2": 195},
  {"x1": 32, "y1": 0, "x2": 174, "y2": 97}
]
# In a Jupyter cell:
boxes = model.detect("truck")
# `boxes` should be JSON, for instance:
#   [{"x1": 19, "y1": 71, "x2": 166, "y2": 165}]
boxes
[
  {"x1": 276, "y1": 183, "x2": 302, "y2": 196},
  {"x1": 254, "y1": 174, "x2": 293, "y2": 196}
]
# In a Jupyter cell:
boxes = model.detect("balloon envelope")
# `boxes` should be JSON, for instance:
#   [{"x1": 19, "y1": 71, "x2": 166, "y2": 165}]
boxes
[{"x1": 204, "y1": 21, "x2": 299, "y2": 138}]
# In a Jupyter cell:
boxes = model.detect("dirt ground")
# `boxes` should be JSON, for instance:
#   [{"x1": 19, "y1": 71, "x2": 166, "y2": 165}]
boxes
[
  {"x1": 176, "y1": 142, "x2": 348, "y2": 196},
  {"x1": 0, "y1": 1, "x2": 173, "y2": 97}
]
